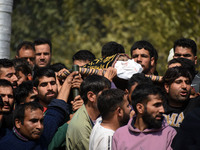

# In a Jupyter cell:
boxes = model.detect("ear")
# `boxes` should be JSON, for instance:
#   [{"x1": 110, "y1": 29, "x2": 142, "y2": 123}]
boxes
[
  {"x1": 136, "y1": 103, "x2": 145, "y2": 114},
  {"x1": 194, "y1": 56, "x2": 197, "y2": 65},
  {"x1": 33, "y1": 87, "x2": 38, "y2": 95},
  {"x1": 164, "y1": 84, "x2": 169, "y2": 93},
  {"x1": 150, "y1": 57, "x2": 155, "y2": 67},
  {"x1": 116, "y1": 106, "x2": 123, "y2": 117},
  {"x1": 87, "y1": 91, "x2": 96, "y2": 103},
  {"x1": 15, "y1": 55, "x2": 19, "y2": 59},
  {"x1": 15, "y1": 118, "x2": 22, "y2": 129}
]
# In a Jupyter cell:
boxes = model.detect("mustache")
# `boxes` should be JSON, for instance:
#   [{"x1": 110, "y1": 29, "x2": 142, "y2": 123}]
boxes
[{"x1": 45, "y1": 91, "x2": 56, "y2": 96}]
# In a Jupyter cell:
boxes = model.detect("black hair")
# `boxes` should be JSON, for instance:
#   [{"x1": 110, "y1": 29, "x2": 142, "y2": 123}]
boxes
[
  {"x1": 80, "y1": 75, "x2": 111, "y2": 104},
  {"x1": 33, "y1": 67, "x2": 55, "y2": 87},
  {"x1": 15, "y1": 81, "x2": 35, "y2": 105},
  {"x1": 0, "y1": 79, "x2": 13, "y2": 88},
  {"x1": 72, "y1": 50, "x2": 96, "y2": 62},
  {"x1": 173, "y1": 38, "x2": 197, "y2": 56},
  {"x1": 0, "y1": 59, "x2": 14, "y2": 69},
  {"x1": 13, "y1": 101, "x2": 43, "y2": 126},
  {"x1": 130, "y1": 40, "x2": 156, "y2": 58},
  {"x1": 101, "y1": 41, "x2": 125, "y2": 58},
  {"x1": 97, "y1": 89, "x2": 125, "y2": 120},
  {"x1": 34, "y1": 38, "x2": 52, "y2": 53},
  {"x1": 163, "y1": 67, "x2": 192, "y2": 86},
  {"x1": 16, "y1": 41, "x2": 35, "y2": 56},
  {"x1": 131, "y1": 83, "x2": 164, "y2": 114},
  {"x1": 50, "y1": 63, "x2": 68, "y2": 72}
]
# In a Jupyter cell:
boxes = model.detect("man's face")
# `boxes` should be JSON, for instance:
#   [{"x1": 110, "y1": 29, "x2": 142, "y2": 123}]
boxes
[
  {"x1": 165, "y1": 76, "x2": 191, "y2": 103},
  {"x1": 16, "y1": 108, "x2": 44, "y2": 140},
  {"x1": 25, "y1": 89, "x2": 38, "y2": 104},
  {"x1": 37, "y1": 76, "x2": 58, "y2": 106},
  {"x1": 18, "y1": 49, "x2": 35, "y2": 69},
  {"x1": 16, "y1": 71, "x2": 27, "y2": 86},
  {"x1": 0, "y1": 67, "x2": 18, "y2": 88},
  {"x1": 0, "y1": 86, "x2": 14, "y2": 112},
  {"x1": 131, "y1": 48, "x2": 154, "y2": 74},
  {"x1": 35, "y1": 44, "x2": 51, "y2": 68},
  {"x1": 142, "y1": 94, "x2": 164, "y2": 129},
  {"x1": 120, "y1": 94, "x2": 131, "y2": 126},
  {"x1": 174, "y1": 46, "x2": 197, "y2": 65}
]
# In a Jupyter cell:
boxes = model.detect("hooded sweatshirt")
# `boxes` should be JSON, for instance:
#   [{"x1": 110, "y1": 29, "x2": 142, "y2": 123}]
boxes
[{"x1": 112, "y1": 117, "x2": 176, "y2": 150}]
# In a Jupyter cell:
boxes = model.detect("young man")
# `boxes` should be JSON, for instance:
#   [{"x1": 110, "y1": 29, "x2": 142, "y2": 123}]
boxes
[
  {"x1": 130, "y1": 40, "x2": 157, "y2": 75},
  {"x1": 0, "y1": 59, "x2": 18, "y2": 88},
  {"x1": 66, "y1": 75, "x2": 111, "y2": 150},
  {"x1": 89, "y1": 89, "x2": 131, "y2": 150},
  {"x1": 34, "y1": 38, "x2": 52, "y2": 68},
  {"x1": 112, "y1": 84, "x2": 176, "y2": 150}
]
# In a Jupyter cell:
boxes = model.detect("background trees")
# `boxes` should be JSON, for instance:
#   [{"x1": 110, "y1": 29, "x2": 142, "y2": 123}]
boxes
[{"x1": 11, "y1": 0, "x2": 200, "y2": 74}]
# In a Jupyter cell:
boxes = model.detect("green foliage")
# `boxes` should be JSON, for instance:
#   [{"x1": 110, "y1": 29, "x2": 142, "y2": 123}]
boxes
[{"x1": 11, "y1": 0, "x2": 200, "y2": 74}]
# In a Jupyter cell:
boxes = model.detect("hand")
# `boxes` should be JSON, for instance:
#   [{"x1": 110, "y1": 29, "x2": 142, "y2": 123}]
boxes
[
  {"x1": 71, "y1": 74, "x2": 83, "y2": 89},
  {"x1": 71, "y1": 95, "x2": 84, "y2": 112},
  {"x1": 104, "y1": 67, "x2": 117, "y2": 81}
]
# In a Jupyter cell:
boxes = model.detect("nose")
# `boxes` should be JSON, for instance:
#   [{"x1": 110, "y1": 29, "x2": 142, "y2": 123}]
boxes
[
  {"x1": 40, "y1": 53, "x2": 45, "y2": 59},
  {"x1": 47, "y1": 83, "x2": 53, "y2": 90},
  {"x1": 12, "y1": 74, "x2": 18, "y2": 83},
  {"x1": 36, "y1": 122, "x2": 43, "y2": 130},
  {"x1": 3, "y1": 96, "x2": 9, "y2": 103},
  {"x1": 159, "y1": 105, "x2": 165, "y2": 114},
  {"x1": 181, "y1": 82, "x2": 187, "y2": 89},
  {"x1": 136, "y1": 55, "x2": 142, "y2": 62}
]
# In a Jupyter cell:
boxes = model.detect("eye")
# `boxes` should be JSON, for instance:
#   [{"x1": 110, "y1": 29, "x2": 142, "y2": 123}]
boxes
[
  {"x1": 40, "y1": 82, "x2": 48, "y2": 87},
  {"x1": 50, "y1": 81, "x2": 56, "y2": 85},
  {"x1": 132, "y1": 55, "x2": 138, "y2": 58}
]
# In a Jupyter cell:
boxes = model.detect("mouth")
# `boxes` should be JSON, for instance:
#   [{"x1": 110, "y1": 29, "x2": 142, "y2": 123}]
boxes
[
  {"x1": 46, "y1": 92, "x2": 55, "y2": 97},
  {"x1": 180, "y1": 91, "x2": 188, "y2": 96}
]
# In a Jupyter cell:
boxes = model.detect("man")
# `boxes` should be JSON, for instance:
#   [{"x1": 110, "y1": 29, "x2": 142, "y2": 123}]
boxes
[
  {"x1": 73, "y1": 50, "x2": 96, "y2": 66},
  {"x1": 34, "y1": 38, "x2": 52, "y2": 68},
  {"x1": 112, "y1": 84, "x2": 176, "y2": 150},
  {"x1": 173, "y1": 38, "x2": 200, "y2": 92},
  {"x1": 130, "y1": 40, "x2": 157, "y2": 75},
  {"x1": 101, "y1": 41, "x2": 125, "y2": 58},
  {"x1": 16, "y1": 41, "x2": 35, "y2": 69},
  {"x1": 66, "y1": 75, "x2": 111, "y2": 150},
  {"x1": 0, "y1": 59, "x2": 18, "y2": 88},
  {"x1": 89, "y1": 89, "x2": 131, "y2": 150},
  {"x1": 162, "y1": 67, "x2": 200, "y2": 130},
  {"x1": 33, "y1": 67, "x2": 58, "y2": 111}
]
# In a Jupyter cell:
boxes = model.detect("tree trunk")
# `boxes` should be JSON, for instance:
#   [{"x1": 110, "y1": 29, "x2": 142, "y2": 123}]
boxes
[{"x1": 0, "y1": 0, "x2": 13, "y2": 59}]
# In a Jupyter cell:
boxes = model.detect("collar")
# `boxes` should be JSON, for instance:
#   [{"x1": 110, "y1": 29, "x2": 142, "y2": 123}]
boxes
[{"x1": 13, "y1": 127, "x2": 28, "y2": 141}]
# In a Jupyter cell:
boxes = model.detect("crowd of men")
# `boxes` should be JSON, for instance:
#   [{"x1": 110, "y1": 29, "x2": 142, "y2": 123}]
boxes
[{"x1": 0, "y1": 38, "x2": 199, "y2": 150}]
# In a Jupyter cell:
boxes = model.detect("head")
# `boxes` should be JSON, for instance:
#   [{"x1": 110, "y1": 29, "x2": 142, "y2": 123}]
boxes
[
  {"x1": 72, "y1": 50, "x2": 96, "y2": 66},
  {"x1": 168, "y1": 58, "x2": 196, "y2": 79},
  {"x1": 33, "y1": 67, "x2": 57, "y2": 107},
  {"x1": 98, "y1": 89, "x2": 131, "y2": 127},
  {"x1": 80, "y1": 75, "x2": 111, "y2": 107},
  {"x1": 173, "y1": 38, "x2": 197, "y2": 65},
  {"x1": 132, "y1": 84, "x2": 165, "y2": 129},
  {"x1": 0, "y1": 59, "x2": 18, "y2": 88},
  {"x1": 163, "y1": 67, "x2": 192, "y2": 106},
  {"x1": 130, "y1": 40, "x2": 156, "y2": 74},
  {"x1": 0, "y1": 79, "x2": 14, "y2": 113},
  {"x1": 15, "y1": 81, "x2": 38, "y2": 105},
  {"x1": 14, "y1": 102, "x2": 44, "y2": 140},
  {"x1": 16, "y1": 41, "x2": 35, "y2": 69},
  {"x1": 101, "y1": 41, "x2": 125, "y2": 58},
  {"x1": 50, "y1": 63, "x2": 67, "y2": 72},
  {"x1": 34, "y1": 38, "x2": 52, "y2": 68}
]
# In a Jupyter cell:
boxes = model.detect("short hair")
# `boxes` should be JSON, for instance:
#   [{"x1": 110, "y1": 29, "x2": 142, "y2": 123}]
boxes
[
  {"x1": 163, "y1": 67, "x2": 192, "y2": 86},
  {"x1": 33, "y1": 67, "x2": 55, "y2": 87},
  {"x1": 97, "y1": 89, "x2": 125, "y2": 120},
  {"x1": 80, "y1": 75, "x2": 111, "y2": 104},
  {"x1": 72, "y1": 50, "x2": 96, "y2": 62},
  {"x1": 173, "y1": 38, "x2": 197, "y2": 56},
  {"x1": 101, "y1": 41, "x2": 125, "y2": 58},
  {"x1": 0, "y1": 59, "x2": 14, "y2": 70},
  {"x1": 50, "y1": 63, "x2": 68, "y2": 72},
  {"x1": 13, "y1": 101, "x2": 43, "y2": 126},
  {"x1": 12, "y1": 58, "x2": 30, "y2": 68},
  {"x1": 15, "y1": 81, "x2": 35, "y2": 105},
  {"x1": 0, "y1": 79, "x2": 13, "y2": 88},
  {"x1": 127, "y1": 73, "x2": 152, "y2": 91},
  {"x1": 131, "y1": 84, "x2": 164, "y2": 114},
  {"x1": 34, "y1": 38, "x2": 52, "y2": 53},
  {"x1": 168, "y1": 58, "x2": 196, "y2": 79},
  {"x1": 16, "y1": 41, "x2": 35, "y2": 56},
  {"x1": 130, "y1": 40, "x2": 156, "y2": 58}
]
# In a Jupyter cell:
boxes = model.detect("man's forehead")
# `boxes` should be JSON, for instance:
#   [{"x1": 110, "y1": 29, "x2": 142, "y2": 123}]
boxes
[
  {"x1": 174, "y1": 76, "x2": 189, "y2": 81},
  {"x1": 174, "y1": 46, "x2": 193, "y2": 54},
  {"x1": 0, "y1": 86, "x2": 13, "y2": 93},
  {"x1": 132, "y1": 48, "x2": 150, "y2": 55},
  {"x1": 38, "y1": 76, "x2": 55, "y2": 83}
]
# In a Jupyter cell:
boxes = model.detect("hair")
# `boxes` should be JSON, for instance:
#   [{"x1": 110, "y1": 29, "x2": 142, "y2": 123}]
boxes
[
  {"x1": 173, "y1": 38, "x2": 197, "y2": 56},
  {"x1": 131, "y1": 83, "x2": 164, "y2": 114},
  {"x1": 97, "y1": 89, "x2": 125, "y2": 120},
  {"x1": 50, "y1": 63, "x2": 68, "y2": 72},
  {"x1": 127, "y1": 73, "x2": 152, "y2": 91},
  {"x1": 168, "y1": 58, "x2": 196, "y2": 79},
  {"x1": 0, "y1": 96, "x2": 3, "y2": 108},
  {"x1": 72, "y1": 50, "x2": 96, "y2": 62},
  {"x1": 34, "y1": 38, "x2": 52, "y2": 53},
  {"x1": 13, "y1": 101, "x2": 43, "y2": 126},
  {"x1": 15, "y1": 81, "x2": 35, "y2": 105},
  {"x1": 101, "y1": 41, "x2": 125, "y2": 58},
  {"x1": 130, "y1": 40, "x2": 156, "y2": 58},
  {"x1": 0, "y1": 59, "x2": 14, "y2": 70},
  {"x1": 16, "y1": 41, "x2": 35, "y2": 56},
  {"x1": 80, "y1": 75, "x2": 111, "y2": 104},
  {"x1": 163, "y1": 67, "x2": 193, "y2": 86},
  {"x1": 33, "y1": 67, "x2": 55, "y2": 87},
  {"x1": 0, "y1": 79, "x2": 13, "y2": 88}
]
